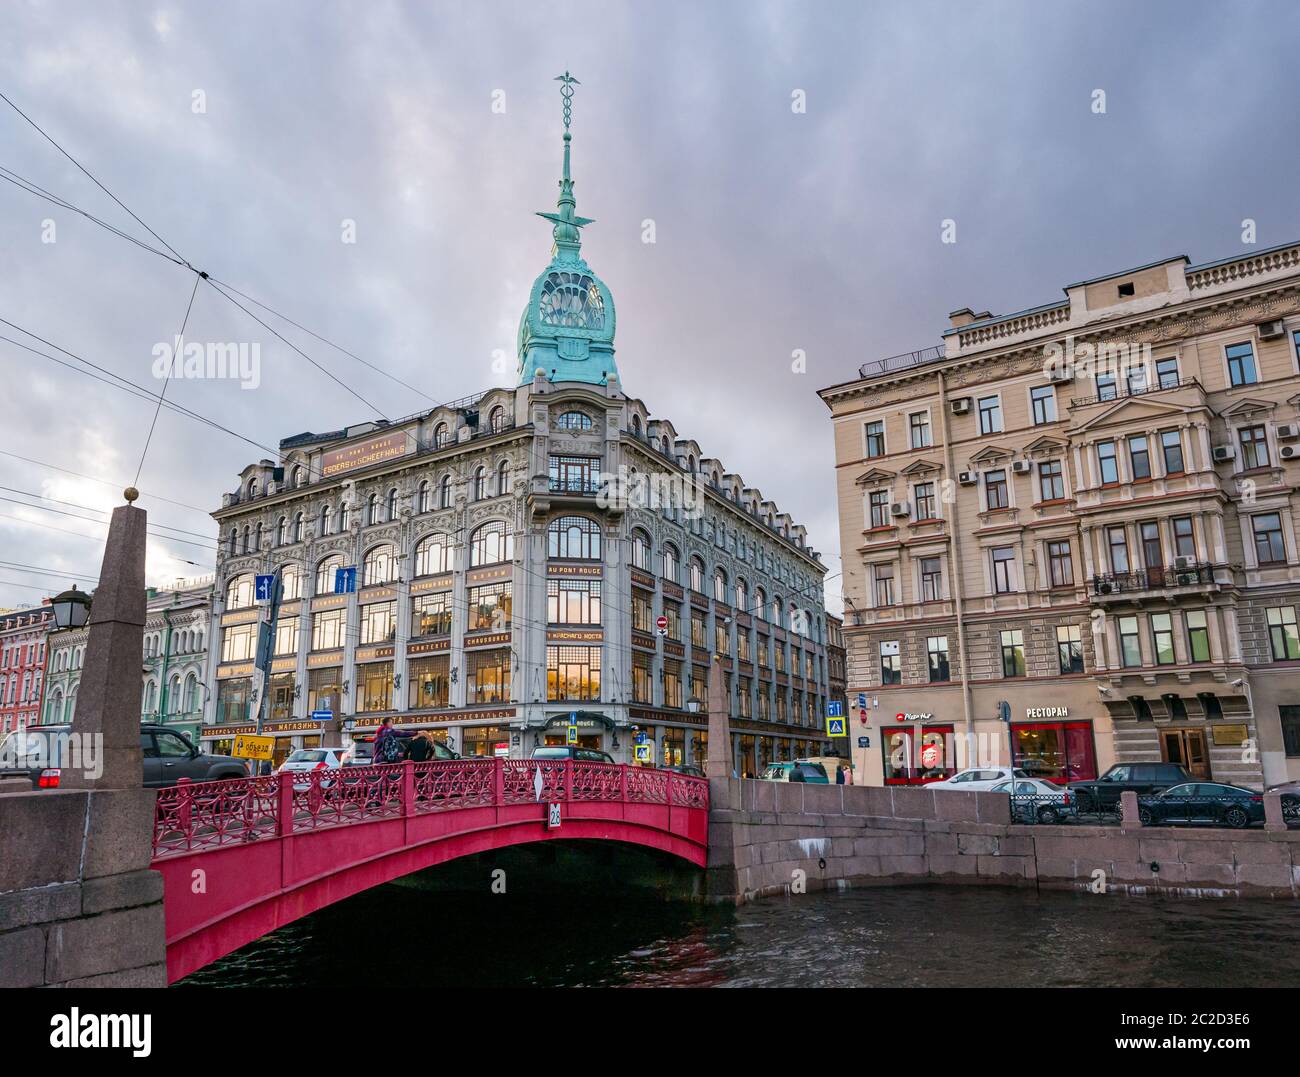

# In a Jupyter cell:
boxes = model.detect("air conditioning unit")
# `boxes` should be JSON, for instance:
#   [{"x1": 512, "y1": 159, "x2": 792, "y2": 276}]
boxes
[
  {"x1": 1257, "y1": 319, "x2": 1286, "y2": 340},
  {"x1": 957, "y1": 471, "x2": 979, "y2": 485},
  {"x1": 1281, "y1": 444, "x2": 1300, "y2": 461},
  {"x1": 1212, "y1": 445, "x2": 1236, "y2": 463},
  {"x1": 1173, "y1": 555, "x2": 1194, "y2": 571},
  {"x1": 950, "y1": 397, "x2": 972, "y2": 415},
  {"x1": 1097, "y1": 581, "x2": 1114, "y2": 595},
  {"x1": 1276, "y1": 423, "x2": 1300, "y2": 441},
  {"x1": 890, "y1": 502, "x2": 911, "y2": 518},
  {"x1": 1010, "y1": 460, "x2": 1032, "y2": 474},
  {"x1": 1046, "y1": 367, "x2": 1074, "y2": 384}
]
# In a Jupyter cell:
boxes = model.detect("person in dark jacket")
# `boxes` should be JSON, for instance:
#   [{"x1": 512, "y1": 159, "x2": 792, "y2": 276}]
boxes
[
  {"x1": 406, "y1": 731, "x2": 434, "y2": 763},
  {"x1": 373, "y1": 717, "x2": 415, "y2": 764}
]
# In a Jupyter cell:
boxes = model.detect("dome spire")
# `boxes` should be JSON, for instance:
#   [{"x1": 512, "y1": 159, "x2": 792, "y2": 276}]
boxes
[{"x1": 536, "y1": 71, "x2": 594, "y2": 263}]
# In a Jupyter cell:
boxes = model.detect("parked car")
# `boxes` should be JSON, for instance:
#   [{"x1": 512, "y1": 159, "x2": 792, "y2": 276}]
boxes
[
  {"x1": 278, "y1": 747, "x2": 348, "y2": 789},
  {"x1": 759, "y1": 760, "x2": 830, "y2": 784},
  {"x1": 1069, "y1": 762, "x2": 1189, "y2": 813},
  {"x1": 531, "y1": 745, "x2": 615, "y2": 764},
  {"x1": 989, "y1": 778, "x2": 1077, "y2": 824},
  {"x1": 931, "y1": 766, "x2": 1029, "y2": 792},
  {"x1": 1137, "y1": 782, "x2": 1265, "y2": 829},
  {"x1": 660, "y1": 763, "x2": 705, "y2": 779},
  {"x1": 1265, "y1": 778, "x2": 1300, "y2": 821},
  {"x1": 0, "y1": 723, "x2": 248, "y2": 789}
]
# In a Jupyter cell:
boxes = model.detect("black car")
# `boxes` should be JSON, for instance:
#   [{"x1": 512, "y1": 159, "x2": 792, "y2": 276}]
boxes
[
  {"x1": 1069, "y1": 761, "x2": 1190, "y2": 813},
  {"x1": 531, "y1": 745, "x2": 616, "y2": 764},
  {"x1": 0, "y1": 724, "x2": 248, "y2": 789},
  {"x1": 1137, "y1": 782, "x2": 1265, "y2": 829},
  {"x1": 661, "y1": 763, "x2": 705, "y2": 779}
]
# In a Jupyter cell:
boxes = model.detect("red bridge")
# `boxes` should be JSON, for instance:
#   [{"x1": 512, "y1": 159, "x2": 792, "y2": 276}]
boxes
[{"x1": 151, "y1": 759, "x2": 709, "y2": 983}]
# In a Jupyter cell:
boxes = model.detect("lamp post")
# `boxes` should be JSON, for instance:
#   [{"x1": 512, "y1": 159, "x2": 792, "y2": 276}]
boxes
[{"x1": 50, "y1": 585, "x2": 92, "y2": 630}]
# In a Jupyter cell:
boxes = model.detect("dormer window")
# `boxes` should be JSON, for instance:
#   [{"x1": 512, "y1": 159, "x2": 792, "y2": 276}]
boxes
[
  {"x1": 1117, "y1": 281, "x2": 1135, "y2": 298},
  {"x1": 555, "y1": 410, "x2": 593, "y2": 430}
]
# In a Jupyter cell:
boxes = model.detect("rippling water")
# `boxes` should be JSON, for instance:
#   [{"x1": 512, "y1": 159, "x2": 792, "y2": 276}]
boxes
[{"x1": 182, "y1": 883, "x2": 1300, "y2": 988}]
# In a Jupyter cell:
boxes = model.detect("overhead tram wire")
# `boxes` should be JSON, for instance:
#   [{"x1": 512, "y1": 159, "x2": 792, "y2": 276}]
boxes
[
  {"x1": 0, "y1": 449, "x2": 211, "y2": 516},
  {"x1": 0, "y1": 512, "x2": 211, "y2": 567},
  {"x1": 0, "y1": 485, "x2": 217, "y2": 541},
  {"x1": 0, "y1": 496, "x2": 217, "y2": 551},
  {"x1": 133, "y1": 273, "x2": 202, "y2": 488}
]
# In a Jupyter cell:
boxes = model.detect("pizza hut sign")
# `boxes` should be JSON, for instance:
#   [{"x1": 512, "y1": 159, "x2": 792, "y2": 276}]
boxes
[{"x1": 894, "y1": 711, "x2": 933, "y2": 722}]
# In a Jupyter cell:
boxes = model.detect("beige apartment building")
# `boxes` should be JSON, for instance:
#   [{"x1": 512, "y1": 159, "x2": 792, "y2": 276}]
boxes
[{"x1": 820, "y1": 241, "x2": 1300, "y2": 789}]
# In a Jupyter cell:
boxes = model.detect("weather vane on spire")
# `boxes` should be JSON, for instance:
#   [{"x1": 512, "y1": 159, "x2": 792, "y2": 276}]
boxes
[{"x1": 537, "y1": 71, "x2": 593, "y2": 261}]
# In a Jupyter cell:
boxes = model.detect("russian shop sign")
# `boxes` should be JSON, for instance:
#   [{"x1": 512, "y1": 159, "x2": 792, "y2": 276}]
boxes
[
  {"x1": 894, "y1": 712, "x2": 933, "y2": 722},
  {"x1": 321, "y1": 430, "x2": 411, "y2": 478},
  {"x1": 1025, "y1": 706, "x2": 1069, "y2": 718}
]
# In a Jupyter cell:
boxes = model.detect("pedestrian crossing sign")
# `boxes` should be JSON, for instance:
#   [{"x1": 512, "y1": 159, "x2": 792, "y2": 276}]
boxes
[{"x1": 826, "y1": 716, "x2": 846, "y2": 737}]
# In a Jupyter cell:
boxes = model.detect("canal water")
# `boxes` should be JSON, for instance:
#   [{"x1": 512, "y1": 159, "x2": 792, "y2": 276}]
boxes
[{"x1": 182, "y1": 882, "x2": 1300, "y2": 988}]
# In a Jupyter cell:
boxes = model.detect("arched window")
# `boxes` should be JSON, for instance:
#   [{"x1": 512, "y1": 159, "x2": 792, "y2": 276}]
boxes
[
  {"x1": 771, "y1": 596, "x2": 783, "y2": 627},
  {"x1": 439, "y1": 475, "x2": 452, "y2": 508},
  {"x1": 293, "y1": 512, "x2": 304, "y2": 543},
  {"x1": 689, "y1": 557, "x2": 705, "y2": 594},
  {"x1": 253, "y1": 522, "x2": 263, "y2": 551},
  {"x1": 714, "y1": 568, "x2": 728, "y2": 602},
  {"x1": 473, "y1": 466, "x2": 487, "y2": 501},
  {"x1": 387, "y1": 487, "x2": 398, "y2": 521},
  {"x1": 367, "y1": 493, "x2": 379, "y2": 526},
  {"x1": 631, "y1": 414, "x2": 642, "y2": 437},
  {"x1": 661, "y1": 543, "x2": 679, "y2": 582},
  {"x1": 340, "y1": 502, "x2": 350, "y2": 531},
  {"x1": 276, "y1": 516, "x2": 287, "y2": 546},
  {"x1": 712, "y1": 470, "x2": 720, "y2": 487},
  {"x1": 631, "y1": 529, "x2": 651, "y2": 571},
  {"x1": 225, "y1": 574, "x2": 255, "y2": 610},
  {"x1": 241, "y1": 526, "x2": 251, "y2": 554},
  {"x1": 167, "y1": 674, "x2": 182, "y2": 715},
  {"x1": 434, "y1": 422, "x2": 451, "y2": 448},
  {"x1": 497, "y1": 460, "x2": 511, "y2": 496},
  {"x1": 315, "y1": 554, "x2": 344, "y2": 596},
  {"x1": 548, "y1": 515, "x2": 601, "y2": 560},
  {"x1": 248, "y1": 477, "x2": 258, "y2": 498},
  {"x1": 418, "y1": 480, "x2": 431, "y2": 514},
  {"x1": 292, "y1": 465, "x2": 305, "y2": 487},
  {"x1": 470, "y1": 522, "x2": 513, "y2": 567},
  {"x1": 228, "y1": 529, "x2": 237, "y2": 556},
  {"x1": 555, "y1": 410, "x2": 593, "y2": 431},
  {"x1": 754, "y1": 587, "x2": 766, "y2": 618},
  {"x1": 489, "y1": 405, "x2": 507, "y2": 433},
  {"x1": 735, "y1": 578, "x2": 747, "y2": 612},
  {"x1": 661, "y1": 436, "x2": 671, "y2": 456},
  {"x1": 414, "y1": 533, "x2": 451, "y2": 576},
  {"x1": 183, "y1": 673, "x2": 198, "y2": 713},
  {"x1": 320, "y1": 504, "x2": 332, "y2": 536},
  {"x1": 363, "y1": 544, "x2": 397, "y2": 586},
  {"x1": 281, "y1": 563, "x2": 302, "y2": 601}
]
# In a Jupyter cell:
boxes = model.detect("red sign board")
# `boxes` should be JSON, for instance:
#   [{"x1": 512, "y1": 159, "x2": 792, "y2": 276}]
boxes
[{"x1": 655, "y1": 615, "x2": 668, "y2": 630}]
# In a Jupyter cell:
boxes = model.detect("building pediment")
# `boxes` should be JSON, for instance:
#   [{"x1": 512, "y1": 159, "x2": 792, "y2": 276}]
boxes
[
  {"x1": 855, "y1": 467, "x2": 897, "y2": 487},
  {"x1": 969, "y1": 444, "x2": 1014, "y2": 464},
  {"x1": 1023, "y1": 434, "x2": 1067, "y2": 456},
  {"x1": 1075, "y1": 396, "x2": 1193, "y2": 432},
  {"x1": 1220, "y1": 396, "x2": 1276, "y2": 418},
  {"x1": 899, "y1": 457, "x2": 943, "y2": 476}
]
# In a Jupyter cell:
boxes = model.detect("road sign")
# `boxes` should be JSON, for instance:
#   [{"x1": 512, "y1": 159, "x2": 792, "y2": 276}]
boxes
[
  {"x1": 634, "y1": 730, "x2": 647, "y2": 745},
  {"x1": 566, "y1": 725, "x2": 578, "y2": 745},
  {"x1": 310, "y1": 710, "x2": 333, "y2": 723},
  {"x1": 997, "y1": 700, "x2": 1011, "y2": 723},
  {"x1": 826, "y1": 716, "x2": 847, "y2": 737},
  {"x1": 857, "y1": 692, "x2": 867, "y2": 709},
  {"x1": 827, "y1": 700, "x2": 843, "y2": 718},
  {"x1": 857, "y1": 736, "x2": 870, "y2": 749},
  {"x1": 334, "y1": 566, "x2": 357, "y2": 594},
  {"x1": 655, "y1": 615, "x2": 667, "y2": 630},
  {"x1": 232, "y1": 733, "x2": 275, "y2": 761},
  {"x1": 493, "y1": 742, "x2": 509, "y2": 757},
  {"x1": 634, "y1": 743, "x2": 652, "y2": 763},
  {"x1": 547, "y1": 802, "x2": 562, "y2": 829},
  {"x1": 255, "y1": 574, "x2": 275, "y2": 603}
]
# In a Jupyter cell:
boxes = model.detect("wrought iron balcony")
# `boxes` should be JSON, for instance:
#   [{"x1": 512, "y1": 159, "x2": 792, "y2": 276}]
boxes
[
  {"x1": 1089, "y1": 561, "x2": 1216, "y2": 597},
  {"x1": 1069, "y1": 375, "x2": 1200, "y2": 409},
  {"x1": 548, "y1": 476, "x2": 603, "y2": 495}
]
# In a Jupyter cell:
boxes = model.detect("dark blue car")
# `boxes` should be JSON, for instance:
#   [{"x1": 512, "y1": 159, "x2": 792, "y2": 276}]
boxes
[{"x1": 1137, "y1": 782, "x2": 1265, "y2": 829}]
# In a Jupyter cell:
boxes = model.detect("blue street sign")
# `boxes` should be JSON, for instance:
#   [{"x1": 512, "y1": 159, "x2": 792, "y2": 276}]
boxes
[
  {"x1": 569, "y1": 711, "x2": 577, "y2": 722},
  {"x1": 634, "y1": 731, "x2": 647, "y2": 745},
  {"x1": 857, "y1": 736, "x2": 870, "y2": 749},
  {"x1": 857, "y1": 693, "x2": 867, "y2": 709},
  {"x1": 827, "y1": 700, "x2": 843, "y2": 718},
  {"x1": 566, "y1": 725, "x2": 578, "y2": 745},
  {"x1": 826, "y1": 716, "x2": 846, "y2": 737},
  {"x1": 310, "y1": 710, "x2": 333, "y2": 723},
  {"x1": 334, "y1": 566, "x2": 357, "y2": 594},
  {"x1": 255, "y1": 574, "x2": 275, "y2": 603}
]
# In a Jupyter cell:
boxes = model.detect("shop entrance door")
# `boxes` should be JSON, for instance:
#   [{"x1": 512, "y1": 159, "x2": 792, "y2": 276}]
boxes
[{"x1": 1161, "y1": 728, "x2": 1209, "y2": 779}]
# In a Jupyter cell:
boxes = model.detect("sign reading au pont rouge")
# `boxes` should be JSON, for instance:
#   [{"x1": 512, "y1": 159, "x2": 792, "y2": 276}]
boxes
[{"x1": 321, "y1": 430, "x2": 411, "y2": 478}]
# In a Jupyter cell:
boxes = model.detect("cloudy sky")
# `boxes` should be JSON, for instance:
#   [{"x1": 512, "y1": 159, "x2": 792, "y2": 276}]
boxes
[{"x1": 2, "y1": 0, "x2": 1298, "y2": 614}]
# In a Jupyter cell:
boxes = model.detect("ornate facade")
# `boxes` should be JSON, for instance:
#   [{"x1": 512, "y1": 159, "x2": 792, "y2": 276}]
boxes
[{"x1": 822, "y1": 241, "x2": 1300, "y2": 789}]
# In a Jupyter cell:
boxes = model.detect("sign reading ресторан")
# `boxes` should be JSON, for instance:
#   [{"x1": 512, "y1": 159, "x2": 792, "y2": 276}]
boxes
[
  {"x1": 1025, "y1": 706, "x2": 1070, "y2": 718},
  {"x1": 321, "y1": 430, "x2": 411, "y2": 478}
]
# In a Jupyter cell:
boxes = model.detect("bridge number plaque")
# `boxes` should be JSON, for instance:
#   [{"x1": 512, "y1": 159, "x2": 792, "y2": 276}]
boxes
[{"x1": 547, "y1": 802, "x2": 562, "y2": 829}]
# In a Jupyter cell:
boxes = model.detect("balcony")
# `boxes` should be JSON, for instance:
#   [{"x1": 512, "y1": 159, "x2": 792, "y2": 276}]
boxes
[
  {"x1": 548, "y1": 476, "x2": 602, "y2": 495},
  {"x1": 1089, "y1": 561, "x2": 1217, "y2": 599},
  {"x1": 1068, "y1": 375, "x2": 1202, "y2": 410}
]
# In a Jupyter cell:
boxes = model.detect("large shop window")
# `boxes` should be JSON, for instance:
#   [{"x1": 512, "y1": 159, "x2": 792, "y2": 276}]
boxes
[
  {"x1": 409, "y1": 655, "x2": 450, "y2": 709},
  {"x1": 881, "y1": 724, "x2": 956, "y2": 784},
  {"x1": 548, "y1": 515, "x2": 601, "y2": 560},
  {"x1": 1012, "y1": 721, "x2": 1097, "y2": 783},
  {"x1": 546, "y1": 645, "x2": 601, "y2": 702}
]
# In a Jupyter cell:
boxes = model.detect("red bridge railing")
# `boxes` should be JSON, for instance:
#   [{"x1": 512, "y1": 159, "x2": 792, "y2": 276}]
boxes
[{"x1": 152, "y1": 759, "x2": 709, "y2": 861}]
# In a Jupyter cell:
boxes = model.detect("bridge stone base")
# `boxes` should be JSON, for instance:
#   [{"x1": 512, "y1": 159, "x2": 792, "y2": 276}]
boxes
[
  {"x1": 705, "y1": 779, "x2": 1300, "y2": 902},
  {"x1": 0, "y1": 785, "x2": 166, "y2": 987}
]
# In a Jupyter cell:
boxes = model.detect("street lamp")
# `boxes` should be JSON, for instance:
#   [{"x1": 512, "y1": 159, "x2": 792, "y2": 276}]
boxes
[
  {"x1": 51, "y1": 585, "x2": 92, "y2": 630},
  {"x1": 686, "y1": 696, "x2": 703, "y2": 714}
]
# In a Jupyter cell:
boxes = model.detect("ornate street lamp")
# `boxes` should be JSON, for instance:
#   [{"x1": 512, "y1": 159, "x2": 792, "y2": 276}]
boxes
[
  {"x1": 51, "y1": 585, "x2": 92, "y2": 630},
  {"x1": 686, "y1": 696, "x2": 704, "y2": 715}
]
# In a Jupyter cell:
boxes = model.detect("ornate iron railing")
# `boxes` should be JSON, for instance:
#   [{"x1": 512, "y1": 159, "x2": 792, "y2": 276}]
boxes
[
  {"x1": 152, "y1": 758, "x2": 708, "y2": 860},
  {"x1": 1069, "y1": 375, "x2": 1200, "y2": 409},
  {"x1": 858, "y1": 344, "x2": 945, "y2": 379},
  {"x1": 1089, "y1": 562, "x2": 1215, "y2": 596}
]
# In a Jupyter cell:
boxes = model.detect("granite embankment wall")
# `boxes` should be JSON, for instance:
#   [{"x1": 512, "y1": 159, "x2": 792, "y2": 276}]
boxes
[{"x1": 705, "y1": 779, "x2": 1300, "y2": 902}]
